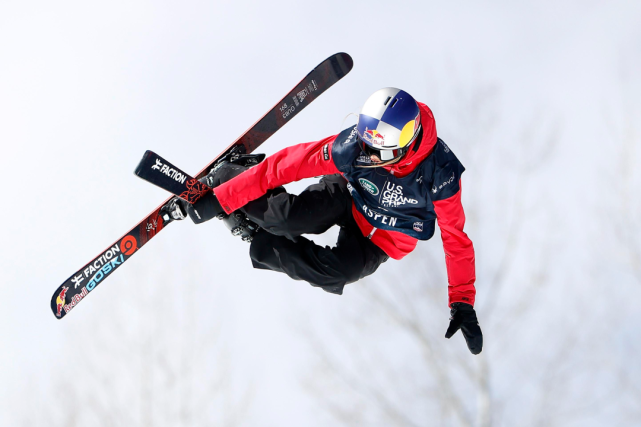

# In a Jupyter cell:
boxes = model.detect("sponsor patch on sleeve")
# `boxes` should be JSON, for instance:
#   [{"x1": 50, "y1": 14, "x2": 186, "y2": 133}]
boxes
[{"x1": 323, "y1": 144, "x2": 330, "y2": 161}]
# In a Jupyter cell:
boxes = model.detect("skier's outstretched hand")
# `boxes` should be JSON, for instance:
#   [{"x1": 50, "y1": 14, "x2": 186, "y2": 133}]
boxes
[{"x1": 445, "y1": 303, "x2": 483, "y2": 355}]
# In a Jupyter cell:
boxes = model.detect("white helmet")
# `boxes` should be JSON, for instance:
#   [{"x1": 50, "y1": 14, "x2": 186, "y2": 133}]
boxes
[{"x1": 356, "y1": 87, "x2": 422, "y2": 165}]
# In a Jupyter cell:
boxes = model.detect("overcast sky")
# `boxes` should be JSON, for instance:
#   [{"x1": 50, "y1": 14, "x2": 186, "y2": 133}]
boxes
[{"x1": 1, "y1": 1, "x2": 640, "y2": 426}]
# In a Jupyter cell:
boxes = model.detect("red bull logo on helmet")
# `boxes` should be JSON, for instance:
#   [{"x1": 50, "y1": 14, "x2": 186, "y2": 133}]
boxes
[
  {"x1": 399, "y1": 111, "x2": 421, "y2": 148},
  {"x1": 363, "y1": 128, "x2": 385, "y2": 146}
]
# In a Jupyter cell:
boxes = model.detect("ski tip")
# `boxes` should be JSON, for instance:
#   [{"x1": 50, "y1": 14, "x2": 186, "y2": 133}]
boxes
[
  {"x1": 50, "y1": 285, "x2": 68, "y2": 320},
  {"x1": 330, "y1": 52, "x2": 354, "y2": 76},
  {"x1": 335, "y1": 52, "x2": 353, "y2": 66}
]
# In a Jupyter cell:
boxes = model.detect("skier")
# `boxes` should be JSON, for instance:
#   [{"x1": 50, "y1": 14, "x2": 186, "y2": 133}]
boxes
[{"x1": 171, "y1": 88, "x2": 482, "y2": 354}]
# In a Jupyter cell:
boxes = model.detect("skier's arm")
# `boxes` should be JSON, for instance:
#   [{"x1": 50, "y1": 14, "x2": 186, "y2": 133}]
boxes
[
  {"x1": 214, "y1": 136, "x2": 340, "y2": 213},
  {"x1": 433, "y1": 183, "x2": 477, "y2": 307}
]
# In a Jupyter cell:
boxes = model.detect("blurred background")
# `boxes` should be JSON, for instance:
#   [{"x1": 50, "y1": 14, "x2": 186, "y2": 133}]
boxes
[{"x1": 1, "y1": 1, "x2": 640, "y2": 426}]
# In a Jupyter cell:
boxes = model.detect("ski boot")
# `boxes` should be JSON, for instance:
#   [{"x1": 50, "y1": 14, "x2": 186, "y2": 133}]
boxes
[
  {"x1": 206, "y1": 154, "x2": 264, "y2": 242},
  {"x1": 222, "y1": 211, "x2": 260, "y2": 242},
  {"x1": 202, "y1": 152, "x2": 266, "y2": 187},
  {"x1": 159, "y1": 196, "x2": 187, "y2": 223},
  {"x1": 161, "y1": 152, "x2": 264, "y2": 242}
]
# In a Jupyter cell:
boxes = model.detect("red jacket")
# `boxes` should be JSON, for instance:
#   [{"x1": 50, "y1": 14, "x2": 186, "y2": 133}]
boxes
[{"x1": 215, "y1": 103, "x2": 476, "y2": 307}]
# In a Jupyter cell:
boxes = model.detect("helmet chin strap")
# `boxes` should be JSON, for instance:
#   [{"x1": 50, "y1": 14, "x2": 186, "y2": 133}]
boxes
[
  {"x1": 411, "y1": 125, "x2": 424, "y2": 153},
  {"x1": 356, "y1": 156, "x2": 402, "y2": 168}
]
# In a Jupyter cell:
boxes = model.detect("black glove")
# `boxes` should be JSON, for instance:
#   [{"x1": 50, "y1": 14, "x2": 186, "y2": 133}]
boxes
[
  {"x1": 179, "y1": 191, "x2": 225, "y2": 224},
  {"x1": 173, "y1": 154, "x2": 264, "y2": 225},
  {"x1": 445, "y1": 302, "x2": 483, "y2": 355}
]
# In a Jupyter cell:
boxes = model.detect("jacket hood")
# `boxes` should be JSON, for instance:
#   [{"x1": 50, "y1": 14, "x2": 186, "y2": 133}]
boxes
[{"x1": 384, "y1": 102, "x2": 437, "y2": 177}]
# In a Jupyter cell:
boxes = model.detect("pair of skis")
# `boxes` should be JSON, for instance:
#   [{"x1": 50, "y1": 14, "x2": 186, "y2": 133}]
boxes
[{"x1": 50, "y1": 53, "x2": 353, "y2": 319}]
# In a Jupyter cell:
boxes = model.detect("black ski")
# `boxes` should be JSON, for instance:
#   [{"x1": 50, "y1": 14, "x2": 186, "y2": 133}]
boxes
[
  {"x1": 134, "y1": 150, "x2": 209, "y2": 202},
  {"x1": 133, "y1": 150, "x2": 266, "y2": 201},
  {"x1": 51, "y1": 53, "x2": 353, "y2": 319}
]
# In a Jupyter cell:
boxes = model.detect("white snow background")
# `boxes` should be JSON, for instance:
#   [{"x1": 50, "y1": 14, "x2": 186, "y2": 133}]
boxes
[{"x1": 1, "y1": 1, "x2": 640, "y2": 426}]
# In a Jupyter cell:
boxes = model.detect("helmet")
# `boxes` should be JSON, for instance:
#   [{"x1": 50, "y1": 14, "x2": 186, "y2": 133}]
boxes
[{"x1": 356, "y1": 88, "x2": 421, "y2": 166}]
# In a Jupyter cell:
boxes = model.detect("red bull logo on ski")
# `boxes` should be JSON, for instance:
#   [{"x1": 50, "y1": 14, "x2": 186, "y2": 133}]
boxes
[
  {"x1": 363, "y1": 128, "x2": 385, "y2": 146},
  {"x1": 55, "y1": 286, "x2": 69, "y2": 317},
  {"x1": 62, "y1": 286, "x2": 89, "y2": 315}
]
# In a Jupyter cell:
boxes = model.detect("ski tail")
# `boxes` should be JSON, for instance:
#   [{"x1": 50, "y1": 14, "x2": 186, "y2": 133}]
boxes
[{"x1": 134, "y1": 150, "x2": 210, "y2": 203}]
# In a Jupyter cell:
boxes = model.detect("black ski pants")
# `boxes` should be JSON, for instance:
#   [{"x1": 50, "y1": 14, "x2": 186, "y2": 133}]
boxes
[{"x1": 234, "y1": 172, "x2": 389, "y2": 295}]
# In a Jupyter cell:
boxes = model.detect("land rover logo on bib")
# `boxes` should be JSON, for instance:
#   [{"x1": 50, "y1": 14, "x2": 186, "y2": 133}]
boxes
[{"x1": 358, "y1": 178, "x2": 379, "y2": 195}]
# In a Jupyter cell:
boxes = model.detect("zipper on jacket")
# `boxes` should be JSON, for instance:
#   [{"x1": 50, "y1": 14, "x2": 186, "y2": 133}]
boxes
[{"x1": 367, "y1": 227, "x2": 377, "y2": 239}]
